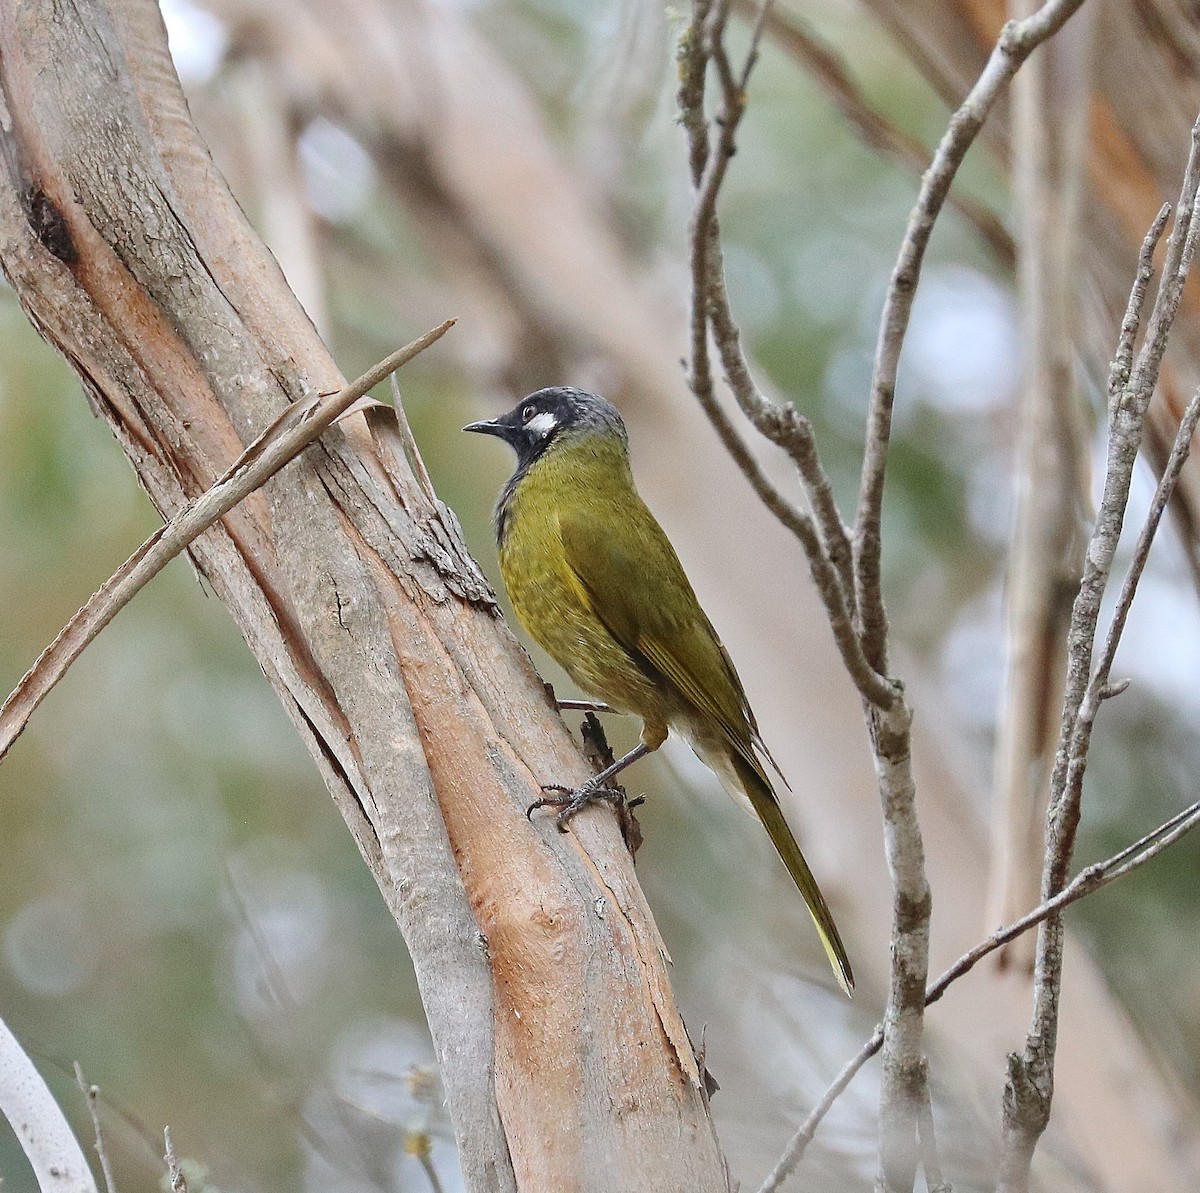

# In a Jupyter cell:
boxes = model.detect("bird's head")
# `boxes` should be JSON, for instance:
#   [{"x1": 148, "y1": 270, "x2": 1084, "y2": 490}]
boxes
[{"x1": 463, "y1": 386, "x2": 627, "y2": 472}]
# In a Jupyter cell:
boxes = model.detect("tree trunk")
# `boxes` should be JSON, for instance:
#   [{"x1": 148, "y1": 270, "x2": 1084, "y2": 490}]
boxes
[{"x1": 0, "y1": 1, "x2": 726, "y2": 1189}]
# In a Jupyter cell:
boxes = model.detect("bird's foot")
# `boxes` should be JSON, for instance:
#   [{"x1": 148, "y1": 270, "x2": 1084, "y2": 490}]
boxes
[{"x1": 528, "y1": 780, "x2": 627, "y2": 831}]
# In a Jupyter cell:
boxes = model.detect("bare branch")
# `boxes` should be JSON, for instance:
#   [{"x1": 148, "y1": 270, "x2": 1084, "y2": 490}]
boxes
[
  {"x1": 679, "y1": 3, "x2": 819, "y2": 552},
  {"x1": 870, "y1": 695, "x2": 928, "y2": 1193},
  {"x1": 0, "y1": 321, "x2": 455, "y2": 763},
  {"x1": 678, "y1": 0, "x2": 894, "y2": 709},
  {"x1": 1000, "y1": 118, "x2": 1200, "y2": 1189},
  {"x1": 1107, "y1": 206, "x2": 1171, "y2": 415},
  {"x1": 757, "y1": 1025, "x2": 884, "y2": 1193},
  {"x1": 738, "y1": 1, "x2": 1014, "y2": 270},
  {"x1": 0, "y1": 1016, "x2": 98, "y2": 1193},
  {"x1": 163, "y1": 1128, "x2": 188, "y2": 1193},
  {"x1": 1093, "y1": 383, "x2": 1200, "y2": 703},
  {"x1": 853, "y1": 0, "x2": 1089, "y2": 675},
  {"x1": 74, "y1": 1064, "x2": 117, "y2": 1193},
  {"x1": 761, "y1": 792, "x2": 1200, "y2": 1189},
  {"x1": 679, "y1": 7, "x2": 930, "y2": 1185},
  {"x1": 987, "y1": 3, "x2": 1092, "y2": 967}
]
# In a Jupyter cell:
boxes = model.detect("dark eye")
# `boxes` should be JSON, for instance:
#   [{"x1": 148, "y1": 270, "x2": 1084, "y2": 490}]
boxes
[{"x1": 521, "y1": 404, "x2": 536, "y2": 424}]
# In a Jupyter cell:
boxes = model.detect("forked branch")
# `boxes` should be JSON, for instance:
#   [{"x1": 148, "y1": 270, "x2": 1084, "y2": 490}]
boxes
[
  {"x1": 680, "y1": 1, "x2": 1097, "y2": 1190},
  {"x1": 759, "y1": 788, "x2": 1200, "y2": 1192},
  {"x1": 998, "y1": 119, "x2": 1200, "y2": 1190}
]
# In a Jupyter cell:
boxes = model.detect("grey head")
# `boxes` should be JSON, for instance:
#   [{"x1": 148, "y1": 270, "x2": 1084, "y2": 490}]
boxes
[
  {"x1": 463, "y1": 387, "x2": 629, "y2": 542},
  {"x1": 462, "y1": 386, "x2": 627, "y2": 473}
]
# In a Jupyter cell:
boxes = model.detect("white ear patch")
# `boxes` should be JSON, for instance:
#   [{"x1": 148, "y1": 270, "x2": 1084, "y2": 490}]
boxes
[{"x1": 526, "y1": 411, "x2": 559, "y2": 439}]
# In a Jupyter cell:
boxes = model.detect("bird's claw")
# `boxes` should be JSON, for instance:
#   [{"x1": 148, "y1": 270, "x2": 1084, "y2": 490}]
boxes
[{"x1": 528, "y1": 781, "x2": 626, "y2": 830}]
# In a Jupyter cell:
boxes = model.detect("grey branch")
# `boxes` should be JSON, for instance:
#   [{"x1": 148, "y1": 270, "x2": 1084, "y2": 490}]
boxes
[
  {"x1": 74, "y1": 1064, "x2": 117, "y2": 1193},
  {"x1": 0, "y1": 1015, "x2": 97, "y2": 1193},
  {"x1": 853, "y1": 0, "x2": 1089, "y2": 675},
  {"x1": 986, "y1": 0, "x2": 1092, "y2": 969},
  {"x1": 1095, "y1": 382, "x2": 1200, "y2": 700},
  {"x1": 998, "y1": 115, "x2": 1200, "y2": 1190},
  {"x1": 758, "y1": 790, "x2": 1200, "y2": 1191},
  {"x1": 0, "y1": 321, "x2": 454, "y2": 763},
  {"x1": 164, "y1": 1128, "x2": 188, "y2": 1193},
  {"x1": 853, "y1": 13, "x2": 1089, "y2": 1176},
  {"x1": 739, "y1": 0, "x2": 1014, "y2": 270},
  {"x1": 678, "y1": 0, "x2": 893, "y2": 709}
]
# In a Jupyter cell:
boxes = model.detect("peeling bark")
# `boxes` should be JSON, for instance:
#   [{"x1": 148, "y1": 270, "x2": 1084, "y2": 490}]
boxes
[{"x1": 0, "y1": 1, "x2": 727, "y2": 1189}]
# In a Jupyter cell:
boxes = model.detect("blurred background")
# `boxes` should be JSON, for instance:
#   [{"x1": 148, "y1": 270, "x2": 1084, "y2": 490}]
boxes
[{"x1": 2, "y1": 1, "x2": 1199, "y2": 1190}]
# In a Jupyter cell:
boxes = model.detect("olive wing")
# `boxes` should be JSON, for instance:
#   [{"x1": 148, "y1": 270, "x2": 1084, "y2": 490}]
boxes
[{"x1": 557, "y1": 504, "x2": 760, "y2": 763}]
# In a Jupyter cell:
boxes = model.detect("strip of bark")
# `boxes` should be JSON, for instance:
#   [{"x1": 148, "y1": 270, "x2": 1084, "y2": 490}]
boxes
[{"x1": 0, "y1": 2, "x2": 727, "y2": 1188}]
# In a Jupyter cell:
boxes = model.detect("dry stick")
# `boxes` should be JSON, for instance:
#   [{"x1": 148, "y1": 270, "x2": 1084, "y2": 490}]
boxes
[
  {"x1": 163, "y1": 1128, "x2": 188, "y2": 1193},
  {"x1": 704, "y1": 5, "x2": 859, "y2": 613},
  {"x1": 678, "y1": 0, "x2": 892, "y2": 709},
  {"x1": 854, "y1": 0, "x2": 1088, "y2": 674},
  {"x1": 1094, "y1": 385, "x2": 1200, "y2": 702},
  {"x1": 681, "y1": 4, "x2": 925, "y2": 1186},
  {"x1": 758, "y1": 792, "x2": 1200, "y2": 1193},
  {"x1": 0, "y1": 319, "x2": 455, "y2": 763},
  {"x1": 1107, "y1": 207, "x2": 1171, "y2": 415},
  {"x1": 74, "y1": 1064, "x2": 117, "y2": 1193},
  {"x1": 765, "y1": 197, "x2": 1200, "y2": 1193},
  {"x1": 758, "y1": 1024, "x2": 884, "y2": 1193},
  {"x1": 986, "y1": 2, "x2": 1092, "y2": 962},
  {"x1": 844, "y1": 10, "x2": 1085, "y2": 1181},
  {"x1": 998, "y1": 120, "x2": 1200, "y2": 1192},
  {"x1": 678, "y1": 5, "x2": 822, "y2": 564},
  {"x1": 737, "y1": 0, "x2": 1014, "y2": 271}
]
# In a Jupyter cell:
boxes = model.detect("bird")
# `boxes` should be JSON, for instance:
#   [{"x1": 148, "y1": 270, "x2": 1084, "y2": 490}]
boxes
[{"x1": 464, "y1": 386, "x2": 853, "y2": 995}]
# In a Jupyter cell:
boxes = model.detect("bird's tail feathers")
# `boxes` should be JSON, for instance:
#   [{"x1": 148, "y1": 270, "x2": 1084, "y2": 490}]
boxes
[
  {"x1": 751, "y1": 730, "x2": 792, "y2": 793},
  {"x1": 719, "y1": 746, "x2": 854, "y2": 996}
]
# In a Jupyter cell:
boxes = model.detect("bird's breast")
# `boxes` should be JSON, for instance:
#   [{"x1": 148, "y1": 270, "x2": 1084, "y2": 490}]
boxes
[{"x1": 497, "y1": 471, "x2": 666, "y2": 722}]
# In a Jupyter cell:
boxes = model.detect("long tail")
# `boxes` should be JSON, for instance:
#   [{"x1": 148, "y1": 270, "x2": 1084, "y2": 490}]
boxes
[{"x1": 729, "y1": 750, "x2": 855, "y2": 996}]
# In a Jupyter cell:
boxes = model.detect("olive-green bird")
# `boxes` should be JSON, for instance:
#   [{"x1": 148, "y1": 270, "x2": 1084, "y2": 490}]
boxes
[{"x1": 465, "y1": 387, "x2": 853, "y2": 995}]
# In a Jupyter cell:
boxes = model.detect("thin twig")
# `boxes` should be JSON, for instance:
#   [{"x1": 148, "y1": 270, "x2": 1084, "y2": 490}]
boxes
[
  {"x1": 739, "y1": 0, "x2": 1014, "y2": 270},
  {"x1": 679, "y1": 4, "x2": 927, "y2": 1184},
  {"x1": 757, "y1": 1025, "x2": 884, "y2": 1193},
  {"x1": 703, "y1": 7, "x2": 860, "y2": 610},
  {"x1": 678, "y1": 0, "x2": 893, "y2": 709},
  {"x1": 74, "y1": 1063, "x2": 117, "y2": 1193},
  {"x1": 1107, "y1": 206, "x2": 1171, "y2": 415},
  {"x1": 853, "y1": 0, "x2": 1089, "y2": 675},
  {"x1": 844, "y1": 13, "x2": 1088, "y2": 1171},
  {"x1": 931, "y1": 796, "x2": 1200, "y2": 1007},
  {"x1": 1092, "y1": 386, "x2": 1200, "y2": 698},
  {"x1": 999, "y1": 118, "x2": 1200, "y2": 1190},
  {"x1": 758, "y1": 792, "x2": 1200, "y2": 1191},
  {"x1": 678, "y1": 3, "x2": 821, "y2": 555},
  {"x1": 416, "y1": 1149, "x2": 447, "y2": 1193},
  {"x1": 0, "y1": 319, "x2": 455, "y2": 763},
  {"x1": 986, "y1": 1, "x2": 1092, "y2": 966},
  {"x1": 164, "y1": 1128, "x2": 188, "y2": 1193}
]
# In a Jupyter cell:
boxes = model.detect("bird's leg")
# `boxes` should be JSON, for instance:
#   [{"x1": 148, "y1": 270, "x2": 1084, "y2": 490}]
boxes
[{"x1": 528, "y1": 742, "x2": 651, "y2": 830}]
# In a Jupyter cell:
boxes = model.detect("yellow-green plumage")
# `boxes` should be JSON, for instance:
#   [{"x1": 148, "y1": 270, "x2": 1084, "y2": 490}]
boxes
[{"x1": 468, "y1": 388, "x2": 853, "y2": 996}]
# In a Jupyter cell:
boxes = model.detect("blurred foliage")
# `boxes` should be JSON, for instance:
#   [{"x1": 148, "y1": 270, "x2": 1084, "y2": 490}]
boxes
[{"x1": 1, "y1": 1, "x2": 1199, "y2": 1191}]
